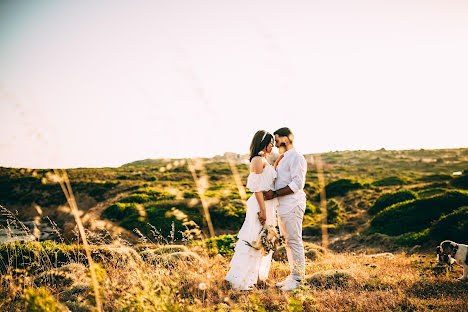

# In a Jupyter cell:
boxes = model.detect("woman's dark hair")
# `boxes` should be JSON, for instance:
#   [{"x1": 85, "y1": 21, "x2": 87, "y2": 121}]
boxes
[{"x1": 249, "y1": 130, "x2": 273, "y2": 161}]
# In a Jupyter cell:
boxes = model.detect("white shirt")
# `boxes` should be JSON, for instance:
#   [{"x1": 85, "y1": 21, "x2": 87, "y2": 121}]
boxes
[{"x1": 275, "y1": 148, "x2": 307, "y2": 214}]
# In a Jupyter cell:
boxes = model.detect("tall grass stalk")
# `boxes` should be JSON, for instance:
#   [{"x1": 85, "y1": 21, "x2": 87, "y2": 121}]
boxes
[
  {"x1": 52, "y1": 169, "x2": 103, "y2": 312},
  {"x1": 226, "y1": 154, "x2": 248, "y2": 203},
  {"x1": 312, "y1": 154, "x2": 329, "y2": 248},
  {"x1": 187, "y1": 158, "x2": 215, "y2": 237}
]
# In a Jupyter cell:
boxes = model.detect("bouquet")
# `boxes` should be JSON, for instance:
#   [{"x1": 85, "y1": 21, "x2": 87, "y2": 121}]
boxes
[{"x1": 244, "y1": 225, "x2": 284, "y2": 256}]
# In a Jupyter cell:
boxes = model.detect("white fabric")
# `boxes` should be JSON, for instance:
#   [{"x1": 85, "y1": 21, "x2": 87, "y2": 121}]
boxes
[
  {"x1": 278, "y1": 205, "x2": 305, "y2": 281},
  {"x1": 225, "y1": 162, "x2": 279, "y2": 290},
  {"x1": 275, "y1": 148, "x2": 307, "y2": 215}
]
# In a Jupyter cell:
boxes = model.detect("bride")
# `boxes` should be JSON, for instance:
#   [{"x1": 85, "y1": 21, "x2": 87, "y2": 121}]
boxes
[{"x1": 225, "y1": 130, "x2": 279, "y2": 290}]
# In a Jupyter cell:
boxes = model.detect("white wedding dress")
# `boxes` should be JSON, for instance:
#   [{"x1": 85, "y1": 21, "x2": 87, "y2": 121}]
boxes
[{"x1": 225, "y1": 161, "x2": 279, "y2": 290}]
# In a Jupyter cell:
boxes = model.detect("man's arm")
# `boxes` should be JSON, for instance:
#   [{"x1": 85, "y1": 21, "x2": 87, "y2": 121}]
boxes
[
  {"x1": 264, "y1": 153, "x2": 306, "y2": 200},
  {"x1": 263, "y1": 185, "x2": 293, "y2": 200}
]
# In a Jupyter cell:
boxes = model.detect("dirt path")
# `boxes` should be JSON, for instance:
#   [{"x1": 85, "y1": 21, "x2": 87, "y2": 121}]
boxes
[{"x1": 81, "y1": 190, "x2": 139, "y2": 243}]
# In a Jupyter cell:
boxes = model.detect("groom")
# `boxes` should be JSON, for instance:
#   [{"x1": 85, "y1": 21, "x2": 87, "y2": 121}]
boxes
[{"x1": 263, "y1": 127, "x2": 307, "y2": 291}]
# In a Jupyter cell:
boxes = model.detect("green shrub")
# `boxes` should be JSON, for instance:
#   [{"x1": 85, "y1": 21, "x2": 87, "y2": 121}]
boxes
[
  {"x1": 205, "y1": 234, "x2": 238, "y2": 256},
  {"x1": 0, "y1": 240, "x2": 84, "y2": 273},
  {"x1": 451, "y1": 174, "x2": 468, "y2": 190},
  {"x1": 0, "y1": 241, "x2": 139, "y2": 273},
  {"x1": 394, "y1": 229, "x2": 430, "y2": 246},
  {"x1": 121, "y1": 208, "x2": 184, "y2": 241},
  {"x1": 417, "y1": 174, "x2": 452, "y2": 182},
  {"x1": 23, "y1": 287, "x2": 65, "y2": 312},
  {"x1": 370, "y1": 191, "x2": 468, "y2": 236},
  {"x1": 368, "y1": 190, "x2": 417, "y2": 215},
  {"x1": 118, "y1": 190, "x2": 174, "y2": 204},
  {"x1": 324, "y1": 179, "x2": 364, "y2": 198},
  {"x1": 372, "y1": 176, "x2": 409, "y2": 187},
  {"x1": 102, "y1": 202, "x2": 139, "y2": 221},
  {"x1": 183, "y1": 191, "x2": 197, "y2": 198},
  {"x1": 429, "y1": 206, "x2": 468, "y2": 243},
  {"x1": 417, "y1": 188, "x2": 447, "y2": 199},
  {"x1": 327, "y1": 199, "x2": 343, "y2": 224},
  {"x1": 210, "y1": 199, "x2": 246, "y2": 230},
  {"x1": 305, "y1": 202, "x2": 319, "y2": 216}
]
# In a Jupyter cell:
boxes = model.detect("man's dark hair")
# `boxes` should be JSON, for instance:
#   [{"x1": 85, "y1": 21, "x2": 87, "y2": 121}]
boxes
[{"x1": 273, "y1": 127, "x2": 294, "y2": 143}]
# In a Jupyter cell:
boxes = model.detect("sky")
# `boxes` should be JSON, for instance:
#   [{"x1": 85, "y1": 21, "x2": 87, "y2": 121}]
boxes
[{"x1": 0, "y1": 0, "x2": 467, "y2": 168}]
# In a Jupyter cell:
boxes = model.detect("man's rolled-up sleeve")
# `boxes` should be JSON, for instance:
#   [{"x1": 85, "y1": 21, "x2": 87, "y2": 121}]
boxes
[{"x1": 287, "y1": 154, "x2": 307, "y2": 193}]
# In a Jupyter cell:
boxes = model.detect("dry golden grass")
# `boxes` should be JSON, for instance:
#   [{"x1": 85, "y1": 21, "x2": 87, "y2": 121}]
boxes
[{"x1": 2, "y1": 239, "x2": 467, "y2": 311}]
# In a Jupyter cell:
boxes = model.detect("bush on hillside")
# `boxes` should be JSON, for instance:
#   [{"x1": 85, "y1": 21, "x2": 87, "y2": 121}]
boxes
[
  {"x1": 417, "y1": 188, "x2": 447, "y2": 199},
  {"x1": 205, "y1": 234, "x2": 238, "y2": 256},
  {"x1": 370, "y1": 191, "x2": 468, "y2": 236},
  {"x1": 451, "y1": 174, "x2": 468, "y2": 190},
  {"x1": 368, "y1": 190, "x2": 417, "y2": 215},
  {"x1": 121, "y1": 203, "x2": 201, "y2": 242},
  {"x1": 429, "y1": 206, "x2": 468, "y2": 243},
  {"x1": 327, "y1": 199, "x2": 343, "y2": 224},
  {"x1": 102, "y1": 202, "x2": 139, "y2": 221},
  {"x1": 210, "y1": 199, "x2": 246, "y2": 230},
  {"x1": 371, "y1": 176, "x2": 409, "y2": 187},
  {"x1": 417, "y1": 174, "x2": 452, "y2": 183},
  {"x1": 324, "y1": 179, "x2": 364, "y2": 198}
]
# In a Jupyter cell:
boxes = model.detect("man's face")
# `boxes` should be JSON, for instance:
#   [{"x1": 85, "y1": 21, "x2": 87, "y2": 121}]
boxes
[{"x1": 274, "y1": 134, "x2": 281, "y2": 148}]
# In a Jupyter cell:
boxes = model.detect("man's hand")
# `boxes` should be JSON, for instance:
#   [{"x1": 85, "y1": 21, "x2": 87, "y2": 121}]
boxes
[{"x1": 263, "y1": 190, "x2": 274, "y2": 200}]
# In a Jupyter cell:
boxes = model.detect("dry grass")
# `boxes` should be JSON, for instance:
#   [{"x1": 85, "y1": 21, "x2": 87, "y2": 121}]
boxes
[{"x1": 1, "y1": 237, "x2": 467, "y2": 311}]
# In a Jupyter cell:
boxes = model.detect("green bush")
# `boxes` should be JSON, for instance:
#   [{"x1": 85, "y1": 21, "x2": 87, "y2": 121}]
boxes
[
  {"x1": 327, "y1": 199, "x2": 343, "y2": 224},
  {"x1": 417, "y1": 188, "x2": 447, "y2": 199},
  {"x1": 0, "y1": 240, "x2": 85, "y2": 273},
  {"x1": 324, "y1": 179, "x2": 364, "y2": 198},
  {"x1": 417, "y1": 174, "x2": 452, "y2": 182},
  {"x1": 370, "y1": 191, "x2": 468, "y2": 236},
  {"x1": 368, "y1": 190, "x2": 417, "y2": 215},
  {"x1": 305, "y1": 202, "x2": 319, "y2": 216},
  {"x1": 118, "y1": 190, "x2": 174, "y2": 204},
  {"x1": 451, "y1": 174, "x2": 468, "y2": 190},
  {"x1": 183, "y1": 191, "x2": 197, "y2": 198},
  {"x1": 23, "y1": 287, "x2": 65, "y2": 312},
  {"x1": 205, "y1": 234, "x2": 238, "y2": 256},
  {"x1": 0, "y1": 241, "x2": 137, "y2": 273},
  {"x1": 429, "y1": 206, "x2": 468, "y2": 243},
  {"x1": 394, "y1": 229, "x2": 430, "y2": 246},
  {"x1": 102, "y1": 202, "x2": 139, "y2": 221},
  {"x1": 210, "y1": 199, "x2": 246, "y2": 230},
  {"x1": 371, "y1": 176, "x2": 409, "y2": 187}
]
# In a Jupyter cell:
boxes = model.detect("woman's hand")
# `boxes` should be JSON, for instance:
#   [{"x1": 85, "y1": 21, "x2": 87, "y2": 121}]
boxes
[
  {"x1": 274, "y1": 154, "x2": 284, "y2": 169},
  {"x1": 258, "y1": 210, "x2": 266, "y2": 225}
]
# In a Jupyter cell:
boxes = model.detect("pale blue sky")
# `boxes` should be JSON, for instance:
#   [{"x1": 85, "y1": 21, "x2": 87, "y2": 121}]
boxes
[{"x1": 1, "y1": 0, "x2": 467, "y2": 168}]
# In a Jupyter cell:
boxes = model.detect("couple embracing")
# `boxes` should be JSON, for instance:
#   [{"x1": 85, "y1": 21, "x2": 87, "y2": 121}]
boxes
[{"x1": 225, "y1": 127, "x2": 308, "y2": 291}]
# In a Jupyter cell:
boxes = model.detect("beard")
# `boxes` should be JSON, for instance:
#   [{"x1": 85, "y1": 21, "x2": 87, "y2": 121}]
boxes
[{"x1": 278, "y1": 143, "x2": 287, "y2": 154}]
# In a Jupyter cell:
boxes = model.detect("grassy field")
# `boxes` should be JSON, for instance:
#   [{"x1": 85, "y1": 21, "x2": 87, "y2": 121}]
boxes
[
  {"x1": 0, "y1": 239, "x2": 467, "y2": 311},
  {"x1": 0, "y1": 148, "x2": 468, "y2": 311}
]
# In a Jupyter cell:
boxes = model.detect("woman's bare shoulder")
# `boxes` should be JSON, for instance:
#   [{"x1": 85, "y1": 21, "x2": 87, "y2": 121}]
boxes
[{"x1": 250, "y1": 156, "x2": 265, "y2": 174}]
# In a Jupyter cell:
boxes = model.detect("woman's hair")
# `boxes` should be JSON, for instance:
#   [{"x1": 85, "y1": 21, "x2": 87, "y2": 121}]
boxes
[{"x1": 249, "y1": 130, "x2": 273, "y2": 161}]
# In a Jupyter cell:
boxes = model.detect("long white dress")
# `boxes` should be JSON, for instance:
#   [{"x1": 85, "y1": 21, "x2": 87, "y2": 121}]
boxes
[{"x1": 225, "y1": 162, "x2": 279, "y2": 290}]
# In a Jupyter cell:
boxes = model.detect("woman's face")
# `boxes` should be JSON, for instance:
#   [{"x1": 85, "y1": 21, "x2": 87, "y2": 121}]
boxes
[{"x1": 265, "y1": 140, "x2": 273, "y2": 154}]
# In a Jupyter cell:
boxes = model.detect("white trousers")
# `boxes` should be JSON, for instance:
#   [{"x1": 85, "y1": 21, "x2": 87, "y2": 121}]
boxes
[{"x1": 277, "y1": 204, "x2": 305, "y2": 281}]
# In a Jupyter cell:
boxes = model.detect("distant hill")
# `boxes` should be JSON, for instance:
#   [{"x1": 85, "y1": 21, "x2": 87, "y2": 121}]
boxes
[{"x1": 1, "y1": 148, "x2": 467, "y2": 248}]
